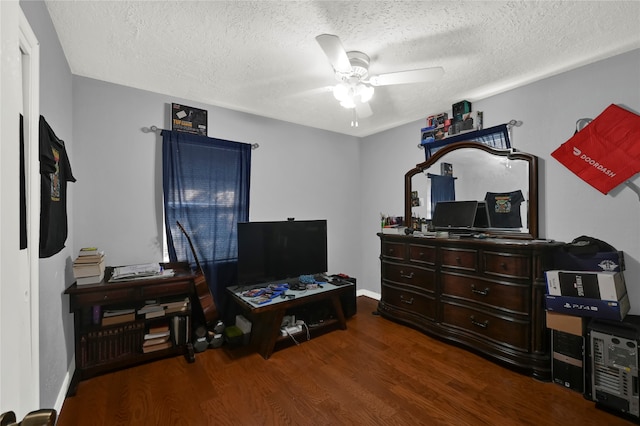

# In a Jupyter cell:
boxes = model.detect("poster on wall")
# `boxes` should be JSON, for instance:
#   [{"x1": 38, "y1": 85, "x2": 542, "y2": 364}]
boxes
[{"x1": 171, "y1": 103, "x2": 207, "y2": 136}]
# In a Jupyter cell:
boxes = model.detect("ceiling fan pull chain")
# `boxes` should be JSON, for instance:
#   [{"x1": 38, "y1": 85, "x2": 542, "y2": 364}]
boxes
[{"x1": 351, "y1": 109, "x2": 359, "y2": 127}]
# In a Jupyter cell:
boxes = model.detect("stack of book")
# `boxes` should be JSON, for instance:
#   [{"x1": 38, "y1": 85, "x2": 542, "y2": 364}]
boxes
[
  {"x1": 161, "y1": 297, "x2": 190, "y2": 314},
  {"x1": 101, "y1": 308, "x2": 135, "y2": 326},
  {"x1": 73, "y1": 247, "x2": 106, "y2": 285},
  {"x1": 137, "y1": 302, "x2": 165, "y2": 319},
  {"x1": 142, "y1": 323, "x2": 172, "y2": 353}
]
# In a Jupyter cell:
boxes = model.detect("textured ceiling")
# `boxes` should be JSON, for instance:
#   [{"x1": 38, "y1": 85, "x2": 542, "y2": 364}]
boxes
[{"x1": 44, "y1": 1, "x2": 640, "y2": 137}]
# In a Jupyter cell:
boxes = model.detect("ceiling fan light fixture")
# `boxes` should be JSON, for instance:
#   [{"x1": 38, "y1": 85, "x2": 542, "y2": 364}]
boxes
[
  {"x1": 357, "y1": 84, "x2": 374, "y2": 103},
  {"x1": 333, "y1": 83, "x2": 350, "y2": 102},
  {"x1": 340, "y1": 98, "x2": 356, "y2": 109}
]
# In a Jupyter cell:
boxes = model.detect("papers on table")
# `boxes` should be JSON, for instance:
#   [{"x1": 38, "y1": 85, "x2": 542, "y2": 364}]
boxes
[{"x1": 108, "y1": 263, "x2": 175, "y2": 282}]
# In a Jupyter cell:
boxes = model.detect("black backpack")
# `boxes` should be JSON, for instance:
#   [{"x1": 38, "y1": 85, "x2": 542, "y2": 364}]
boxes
[{"x1": 563, "y1": 235, "x2": 616, "y2": 255}]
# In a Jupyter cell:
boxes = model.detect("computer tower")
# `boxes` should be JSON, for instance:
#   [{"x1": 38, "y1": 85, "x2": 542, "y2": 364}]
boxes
[
  {"x1": 587, "y1": 315, "x2": 640, "y2": 420},
  {"x1": 552, "y1": 330, "x2": 585, "y2": 393}
]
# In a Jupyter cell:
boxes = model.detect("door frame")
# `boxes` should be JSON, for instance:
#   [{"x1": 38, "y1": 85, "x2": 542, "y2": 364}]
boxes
[{"x1": 0, "y1": 1, "x2": 40, "y2": 416}]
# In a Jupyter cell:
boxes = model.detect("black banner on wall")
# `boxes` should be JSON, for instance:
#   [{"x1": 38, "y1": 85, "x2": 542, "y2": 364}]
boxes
[{"x1": 171, "y1": 103, "x2": 207, "y2": 136}]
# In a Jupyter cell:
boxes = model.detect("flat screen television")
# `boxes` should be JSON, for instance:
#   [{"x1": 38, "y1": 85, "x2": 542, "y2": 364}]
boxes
[
  {"x1": 431, "y1": 200, "x2": 478, "y2": 230},
  {"x1": 236, "y1": 220, "x2": 328, "y2": 285}
]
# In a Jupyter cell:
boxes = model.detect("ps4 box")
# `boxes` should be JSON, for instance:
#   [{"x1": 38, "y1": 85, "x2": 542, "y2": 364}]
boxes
[
  {"x1": 545, "y1": 293, "x2": 630, "y2": 321},
  {"x1": 545, "y1": 270, "x2": 626, "y2": 301}
]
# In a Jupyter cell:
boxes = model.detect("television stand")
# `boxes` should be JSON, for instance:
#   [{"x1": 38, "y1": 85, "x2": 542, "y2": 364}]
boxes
[{"x1": 226, "y1": 281, "x2": 354, "y2": 359}]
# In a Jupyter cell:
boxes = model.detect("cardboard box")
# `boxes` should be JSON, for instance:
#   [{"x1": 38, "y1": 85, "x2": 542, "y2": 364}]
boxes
[
  {"x1": 546, "y1": 311, "x2": 588, "y2": 336},
  {"x1": 553, "y1": 250, "x2": 624, "y2": 272},
  {"x1": 545, "y1": 270, "x2": 626, "y2": 301},
  {"x1": 426, "y1": 112, "x2": 448, "y2": 129},
  {"x1": 545, "y1": 293, "x2": 630, "y2": 321},
  {"x1": 452, "y1": 100, "x2": 472, "y2": 119}
]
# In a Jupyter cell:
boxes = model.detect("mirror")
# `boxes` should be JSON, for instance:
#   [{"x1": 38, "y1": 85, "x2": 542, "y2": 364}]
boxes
[{"x1": 405, "y1": 141, "x2": 538, "y2": 239}]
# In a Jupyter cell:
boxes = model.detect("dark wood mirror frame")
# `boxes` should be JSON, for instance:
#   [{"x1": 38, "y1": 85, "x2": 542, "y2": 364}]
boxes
[{"x1": 404, "y1": 141, "x2": 539, "y2": 239}]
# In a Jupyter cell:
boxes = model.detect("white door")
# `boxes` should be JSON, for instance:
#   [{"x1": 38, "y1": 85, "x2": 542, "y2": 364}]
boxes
[{"x1": 0, "y1": 1, "x2": 40, "y2": 417}]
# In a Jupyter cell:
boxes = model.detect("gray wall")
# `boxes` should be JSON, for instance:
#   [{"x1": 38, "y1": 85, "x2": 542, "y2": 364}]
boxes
[
  {"x1": 20, "y1": 0, "x2": 75, "y2": 410},
  {"x1": 22, "y1": 0, "x2": 640, "y2": 412},
  {"x1": 71, "y1": 77, "x2": 362, "y2": 272},
  {"x1": 360, "y1": 49, "x2": 640, "y2": 312}
]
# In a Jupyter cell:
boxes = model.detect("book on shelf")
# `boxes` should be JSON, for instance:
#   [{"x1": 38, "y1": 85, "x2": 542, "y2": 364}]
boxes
[
  {"x1": 161, "y1": 297, "x2": 190, "y2": 314},
  {"x1": 73, "y1": 258, "x2": 106, "y2": 278},
  {"x1": 142, "y1": 340, "x2": 173, "y2": 354},
  {"x1": 148, "y1": 322, "x2": 170, "y2": 334},
  {"x1": 138, "y1": 304, "x2": 166, "y2": 319},
  {"x1": 78, "y1": 247, "x2": 101, "y2": 257},
  {"x1": 73, "y1": 253, "x2": 105, "y2": 264},
  {"x1": 103, "y1": 308, "x2": 135, "y2": 317},
  {"x1": 76, "y1": 271, "x2": 105, "y2": 286},
  {"x1": 170, "y1": 315, "x2": 190, "y2": 346},
  {"x1": 102, "y1": 309, "x2": 136, "y2": 326},
  {"x1": 142, "y1": 335, "x2": 170, "y2": 347},
  {"x1": 137, "y1": 303, "x2": 163, "y2": 314},
  {"x1": 144, "y1": 329, "x2": 171, "y2": 340}
]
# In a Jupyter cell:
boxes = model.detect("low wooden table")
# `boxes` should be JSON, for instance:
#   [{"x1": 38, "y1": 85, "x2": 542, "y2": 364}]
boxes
[{"x1": 227, "y1": 281, "x2": 353, "y2": 359}]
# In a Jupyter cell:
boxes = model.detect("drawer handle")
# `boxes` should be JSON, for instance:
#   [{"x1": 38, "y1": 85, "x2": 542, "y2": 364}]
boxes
[
  {"x1": 455, "y1": 257, "x2": 462, "y2": 263},
  {"x1": 388, "y1": 248, "x2": 394, "y2": 254},
  {"x1": 400, "y1": 271, "x2": 414, "y2": 279},
  {"x1": 400, "y1": 295, "x2": 414, "y2": 305},
  {"x1": 471, "y1": 284, "x2": 489, "y2": 296},
  {"x1": 500, "y1": 262, "x2": 508, "y2": 270},
  {"x1": 419, "y1": 252, "x2": 425, "y2": 258},
  {"x1": 470, "y1": 315, "x2": 488, "y2": 329}
]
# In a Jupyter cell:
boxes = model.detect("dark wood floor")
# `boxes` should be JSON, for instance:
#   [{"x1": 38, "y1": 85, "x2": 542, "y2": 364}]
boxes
[{"x1": 58, "y1": 297, "x2": 635, "y2": 425}]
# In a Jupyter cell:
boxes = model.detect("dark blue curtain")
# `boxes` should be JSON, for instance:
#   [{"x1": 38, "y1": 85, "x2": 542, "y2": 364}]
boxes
[
  {"x1": 423, "y1": 124, "x2": 511, "y2": 160},
  {"x1": 428, "y1": 174, "x2": 456, "y2": 215},
  {"x1": 162, "y1": 130, "x2": 251, "y2": 314}
]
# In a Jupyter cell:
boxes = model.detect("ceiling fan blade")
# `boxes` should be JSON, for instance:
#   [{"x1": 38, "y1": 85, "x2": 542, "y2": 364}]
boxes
[
  {"x1": 369, "y1": 67, "x2": 444, "y2": 86},
  {"x1": 355, "y1": 101, "x2": 373, "y2": 118},
  {"x1": 315, "y1": 34, "x2": 352, "y2": 74}
]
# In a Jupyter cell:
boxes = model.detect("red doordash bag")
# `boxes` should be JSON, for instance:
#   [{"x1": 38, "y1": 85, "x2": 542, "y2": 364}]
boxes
[{"x1": 551, "y1": 104, "x2": 640, "y2": 194}]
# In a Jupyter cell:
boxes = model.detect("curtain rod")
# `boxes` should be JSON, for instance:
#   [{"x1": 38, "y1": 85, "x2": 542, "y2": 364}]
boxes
[{"x1": 141, "y1": 125, "x2": 259, "y2": 149}]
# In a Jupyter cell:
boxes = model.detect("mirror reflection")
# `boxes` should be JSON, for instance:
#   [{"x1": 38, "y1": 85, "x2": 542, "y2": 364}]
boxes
[{"x1": 406, "y1": 142, "x2": 538, "y2": 238}]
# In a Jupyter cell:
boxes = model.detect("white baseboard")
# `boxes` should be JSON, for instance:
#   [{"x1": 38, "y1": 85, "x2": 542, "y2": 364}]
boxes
[
  {"x1": 357, "y1": 289, "x2": 380, "y2": 300},
  {"x1": 54, "y1": 358, "x2": 75, "y2": 415}
]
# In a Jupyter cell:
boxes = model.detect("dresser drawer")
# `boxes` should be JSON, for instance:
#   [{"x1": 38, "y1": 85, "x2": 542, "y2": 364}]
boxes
[
  {"x1": 383, "y1": 262, "x2": 436, "y2": 292},
  {"x1": 382, "y1": 241, "x2": 406, "y2": 261},
  {"x1": 441, "y1": 247, "x2": 477, "y2": 271},
  {"x1": 71, "y1": 288, "x2": 137, "y2": 307},
  {"x1": 142, "y1": 281, "x2": 191, "y2": 298},
  {"x1": 442, "y1": 302, "x2": 530, "y2": 351},
  {"x1": 381, "y1": 283, "x2": 436, "y2": 320},
  {"x1": 441, "y1": 273, "x2": 529, "y2": 314},
  {"x1": 483, "y1": 251, "x2": 531, "y2": 280},
  {"x1": 409, "y1": 244, "x2": 436, "y2": 265}
]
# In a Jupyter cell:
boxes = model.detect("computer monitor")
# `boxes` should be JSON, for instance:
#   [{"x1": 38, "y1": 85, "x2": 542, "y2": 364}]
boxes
[{"x1": 431, "y1": 200, "x2": 478, "y2": 230}]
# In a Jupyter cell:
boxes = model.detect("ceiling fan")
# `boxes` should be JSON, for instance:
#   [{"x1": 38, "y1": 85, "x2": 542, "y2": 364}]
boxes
[{"x1": 315, "y1": 34, "x2": 445, "y2": 126}]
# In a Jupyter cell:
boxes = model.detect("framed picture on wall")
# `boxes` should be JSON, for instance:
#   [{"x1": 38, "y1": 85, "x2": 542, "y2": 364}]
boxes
[
  {"x1": 171, "y1": 103, "x2": 207, "y2": 136},
  {"x1": 441, "y1": 162, "x2": 453, "y2": 176}
]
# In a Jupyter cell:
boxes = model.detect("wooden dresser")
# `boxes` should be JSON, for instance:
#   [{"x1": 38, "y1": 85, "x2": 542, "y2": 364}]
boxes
[{"x1": 378, "y1": 233, "x2": 562, "y2": 380}]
